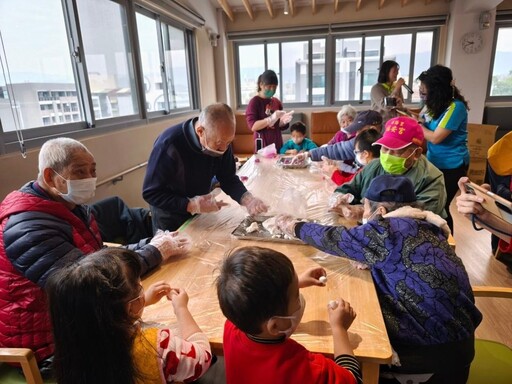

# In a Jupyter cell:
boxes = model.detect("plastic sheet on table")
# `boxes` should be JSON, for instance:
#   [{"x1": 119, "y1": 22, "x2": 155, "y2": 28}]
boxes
[
  {"x1": 237, "y1": 155, "x2": 342, "y2": 225},
  {"x1": 141, "y1": 155, "x2": 391, "y2": 364}
]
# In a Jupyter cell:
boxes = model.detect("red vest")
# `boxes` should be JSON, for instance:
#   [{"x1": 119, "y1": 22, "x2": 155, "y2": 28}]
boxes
[{"x1": 0, "y1": 190, "x2": 102, "y2": 361}]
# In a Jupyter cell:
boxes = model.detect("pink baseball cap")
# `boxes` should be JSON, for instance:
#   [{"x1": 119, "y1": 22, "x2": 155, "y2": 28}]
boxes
[{"x1": 373, "y1": 116, "x2": 424, "y2": 150}]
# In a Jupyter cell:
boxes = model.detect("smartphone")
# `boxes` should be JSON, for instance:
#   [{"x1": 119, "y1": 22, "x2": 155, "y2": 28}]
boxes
[
  {"x1": 255, "y1": 137, "x2": 263, "y2": 153},
  {"x1": 464, "y1": 181, "x2": 512, "y2": 224}
]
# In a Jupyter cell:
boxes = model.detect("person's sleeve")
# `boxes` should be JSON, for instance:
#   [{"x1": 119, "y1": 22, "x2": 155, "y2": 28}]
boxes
[
  {"x1": 309, "y1": 140, "x2": 355, "y2": 162},
  {"x1": 417, "y1": 161, "x2": 448, "y2": 217},
  {"x1": 124, "y1": 240, "x2": 162, "y2": 276},
  {"x1": 142, "y1": 141, "x2": 190, "y2": 213},
  {"x1": 245, "y1": 98, "x2": 260, "y2": 130},
  {"x1": 3, "y1": 211, "x2": 85, "y2": 287},
  {"x1": 216, "y1": 147, "x2": 248, "y2": 204},
  {"x1": 158, "y1": 329, "x2": 213, "y2": 383},
  {"x1": 293, "y1": 222, "x2": 374, "y2": 264},
  {"x1": 280, "y1": 141, "x2": 292, "y2": 154},
  {"x1": 334, "y1": 355, "x2": 362, "y2": 384},
  {"x1": 437, "y1": 101, "x2": 467, "y2": 131},
  {"x1": 370, "y1": 83, "x2": 386, "y2": 113}
]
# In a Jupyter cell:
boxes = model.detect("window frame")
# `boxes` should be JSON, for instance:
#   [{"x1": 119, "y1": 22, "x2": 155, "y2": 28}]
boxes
[
  {"x1": 232, "y1": 24, "x2": 440, "y2": 110},
  {"x1": 486, "y1": 14, "x2": 512, "y2": 101},
  {"x1": 0, "y1": 0, "x2": 201, "y2": 155}
]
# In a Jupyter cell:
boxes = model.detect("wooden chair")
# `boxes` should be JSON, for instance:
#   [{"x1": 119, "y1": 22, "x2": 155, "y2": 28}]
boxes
[
  {"x1": 310, "y1": 111, "x2": 339, "y2": 146},
  {"x1": 468, "y1": 285, "x2": 512, "y2": 384},
  {"x1": 232, "y1": 113, "x2": 255, "y2": 159},
  {"x1": 0, "y1": 348, "x2": 47, "y2": 384}
]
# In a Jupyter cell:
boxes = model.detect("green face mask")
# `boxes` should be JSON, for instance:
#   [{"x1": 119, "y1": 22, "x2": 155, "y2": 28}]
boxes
[
  {"x1": 380, "y1": 151, "x2": 414, "y2": 175},
  {"x1": 263, "y1": 89, "x2": 275, "y2": 98}
]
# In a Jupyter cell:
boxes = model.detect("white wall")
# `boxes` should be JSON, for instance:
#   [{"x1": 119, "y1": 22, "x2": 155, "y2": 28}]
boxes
[{"x1": 445, "y1": 0, "x2": 502, "y2": 123}]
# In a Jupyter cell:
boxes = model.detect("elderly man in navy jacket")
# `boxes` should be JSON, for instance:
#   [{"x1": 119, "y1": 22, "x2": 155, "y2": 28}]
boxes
[{"x1": 143, "y1": 102, "x2": 268, "y2": 231}]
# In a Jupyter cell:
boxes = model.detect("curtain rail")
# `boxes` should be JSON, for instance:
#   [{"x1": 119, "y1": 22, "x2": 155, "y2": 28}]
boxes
[{"x1": 96, "y1": 161, "x2": 148, "y2": 187}]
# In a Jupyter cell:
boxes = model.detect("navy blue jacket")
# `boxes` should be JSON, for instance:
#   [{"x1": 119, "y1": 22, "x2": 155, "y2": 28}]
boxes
[{"x1": 143, "y1": 118, "x2": 247, "y2": 230}]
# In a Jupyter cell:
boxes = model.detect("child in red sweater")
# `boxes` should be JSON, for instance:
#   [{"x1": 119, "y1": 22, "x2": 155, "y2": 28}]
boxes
[{"x1": 216, "y1": 246, "x2": 362, "y2": 384}]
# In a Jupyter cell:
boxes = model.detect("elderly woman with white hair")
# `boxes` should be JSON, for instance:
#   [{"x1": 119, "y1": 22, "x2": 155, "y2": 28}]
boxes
[
  {"x1": 0, "y1": 137, "x2": 185, "y2": 378},
  {"x1": 327, "y1": 104, "x2": 357, "y2": 145}
]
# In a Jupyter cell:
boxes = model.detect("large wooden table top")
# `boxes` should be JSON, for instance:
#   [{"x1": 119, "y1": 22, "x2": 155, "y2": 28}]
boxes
[{"x1": 141, "y1": 156, "x2": 393, "y2": 382}]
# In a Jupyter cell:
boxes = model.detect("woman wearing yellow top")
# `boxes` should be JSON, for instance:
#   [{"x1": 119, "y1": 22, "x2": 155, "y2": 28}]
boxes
[{"x1": 371, "y1": 60, "x2": 407, "y2": 123}]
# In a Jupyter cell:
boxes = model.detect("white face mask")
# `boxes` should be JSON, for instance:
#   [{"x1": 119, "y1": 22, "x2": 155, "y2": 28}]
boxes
[
  {"x1": 54, "y1": 171, "x2": 97, "y2": 205},
  {"x1": 271, "y1": 293, "x2": 306, "y2": 338},
  {"x1": 362, "y1": 209, "x2": 378, "y2": 225},
  {"x1": 292, "y1": 138, "x2": 304, "y2": 145},
  {"x1": 201, "y1": 129, "x2": 226, "y2": 157},
  {"x1": 355, "y1": 153, "x2": 367, "y2": 166}
]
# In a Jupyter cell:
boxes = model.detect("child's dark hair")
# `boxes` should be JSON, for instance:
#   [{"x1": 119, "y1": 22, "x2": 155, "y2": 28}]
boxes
[
  {"x1": 216, "y1": 246, "x2": 295, "y2": 335},
  {"x1": 46, "y1": 248, "x2": 143, "y2": 384},
  {"x1": 418, "y1": 64, "x2": 469, "y2": 119},
  {"x1": 355, "y1": 128, "x2": 381, "y2": 158},
  {"x1": 378, "y1": 60, "x2": 399, "y2": 84},
  {"x1": 290, "y1": 122, "x2": 306, "y2": 135}
]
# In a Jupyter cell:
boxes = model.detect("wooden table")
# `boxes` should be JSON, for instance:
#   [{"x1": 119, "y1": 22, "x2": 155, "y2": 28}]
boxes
[{"x1": 142, "y1": 156, "x2": 392, "y2": 383}]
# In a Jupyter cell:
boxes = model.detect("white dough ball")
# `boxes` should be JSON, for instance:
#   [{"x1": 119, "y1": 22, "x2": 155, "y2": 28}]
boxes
[
  {"x1": 319, "y1": 275, "x2": 327, "y2": 284},
  {"x1": 328, "y1": 300, "x2": 339, "y2": 309}
]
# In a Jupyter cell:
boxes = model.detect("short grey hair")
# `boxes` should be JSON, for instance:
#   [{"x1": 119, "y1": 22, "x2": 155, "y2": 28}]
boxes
[
  {"x1": 337, "y1": 105, "x2": 357, "y2": 124},
  {"x1": 198, "y1": 103, "x2": 235, "y2": 130},
  {"x1": 38, "y1": 138, "x2": 90, "y2": 178}
]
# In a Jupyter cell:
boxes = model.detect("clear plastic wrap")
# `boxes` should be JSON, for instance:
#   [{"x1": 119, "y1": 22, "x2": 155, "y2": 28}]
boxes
[{"x1": 141, "y1": 155, "x2": 392, "y2": 370}]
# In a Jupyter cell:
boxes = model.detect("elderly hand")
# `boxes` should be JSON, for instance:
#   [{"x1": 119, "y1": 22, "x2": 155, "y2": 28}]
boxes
[
  {"x1": 144, "y1": 281, "x2": 172, "y2": 306},
  {"x1": 279, "y1": 110, "x2": 294, "y2": 127},
  {"x1": 298, "y1": 267, "x2": 327, "y2": 288},
  {"x1": 275, "y1": 214, "x2": 300, "y2": 238},
  {"x1": 328, "y1": 192, "x2": 354, "y2": 209},
  {"x1": 149, "y1": 230, "x2": 192, "y2": 261},
  {"x1": 268, "y1": 110, "x2": 286, "y2": 126},
  {"x1": 187, "y1": 192, "x2": 229, "y2": 215},
  {"x1": 330, "y1": 204, "x2": 364, "y2": 220},
  {"x1": 241, "y1": 192, "x2": 268, "y2": 215}
]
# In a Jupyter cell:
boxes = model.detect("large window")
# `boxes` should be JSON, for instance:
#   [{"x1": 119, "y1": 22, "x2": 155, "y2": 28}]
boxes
[
  {"x1": 234, "y1": 26, "x2": 437, "y2": 108},
  {"x1": 0, "y1": 0, "x2": 82, "y2": 132},
  {"x1": 489, "y1": 25, "x2": 512, "y2": 98},
  {"x1": 136, "y1": 11, "x2": 194, "y2": 113},
  {"x1": 236, "y1": 38, "x2": 326, "y2": 107},
  {"x1": 0, "y1": 0, "x2": 200, "y2": 154},
  {"x1": 334, "y1": 31, "x2": 432, "y2": 104}
]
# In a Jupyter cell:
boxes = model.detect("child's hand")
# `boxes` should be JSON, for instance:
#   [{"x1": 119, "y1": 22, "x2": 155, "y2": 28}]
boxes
[
  {"x1": 328, "y1": 298, "x2": 356, "y2": 331},
  {"x1": 298, "y1": 267, "x2": 327, "y2": 288},
  {"x1": 287, "y1": 149, "x2": 298, "y2": 155},
  {"x1": 144, "y1": 281, "x2": 172, "y2": 306},
  {"x1": 168, "y1": 288, "x2": 189, "y2": 311}
]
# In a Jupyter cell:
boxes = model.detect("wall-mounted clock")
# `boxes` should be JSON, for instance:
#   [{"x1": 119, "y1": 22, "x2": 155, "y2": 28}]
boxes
[{"x1": 461, "y1": 32, "x2": 484, "y2": 54}]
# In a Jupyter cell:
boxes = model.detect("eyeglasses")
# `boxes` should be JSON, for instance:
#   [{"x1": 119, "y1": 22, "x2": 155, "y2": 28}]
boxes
[{"x1": 127, "y1": 285, "x2": 144, "y2": 306}]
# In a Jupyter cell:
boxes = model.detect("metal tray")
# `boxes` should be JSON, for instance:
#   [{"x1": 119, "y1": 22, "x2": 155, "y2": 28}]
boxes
[
  {"x1": 231, "y1": 215, "x2": 304, "y2": 245},
  {"x1": 276, "y1": 156, "x2": 311, "y2": 169}
]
